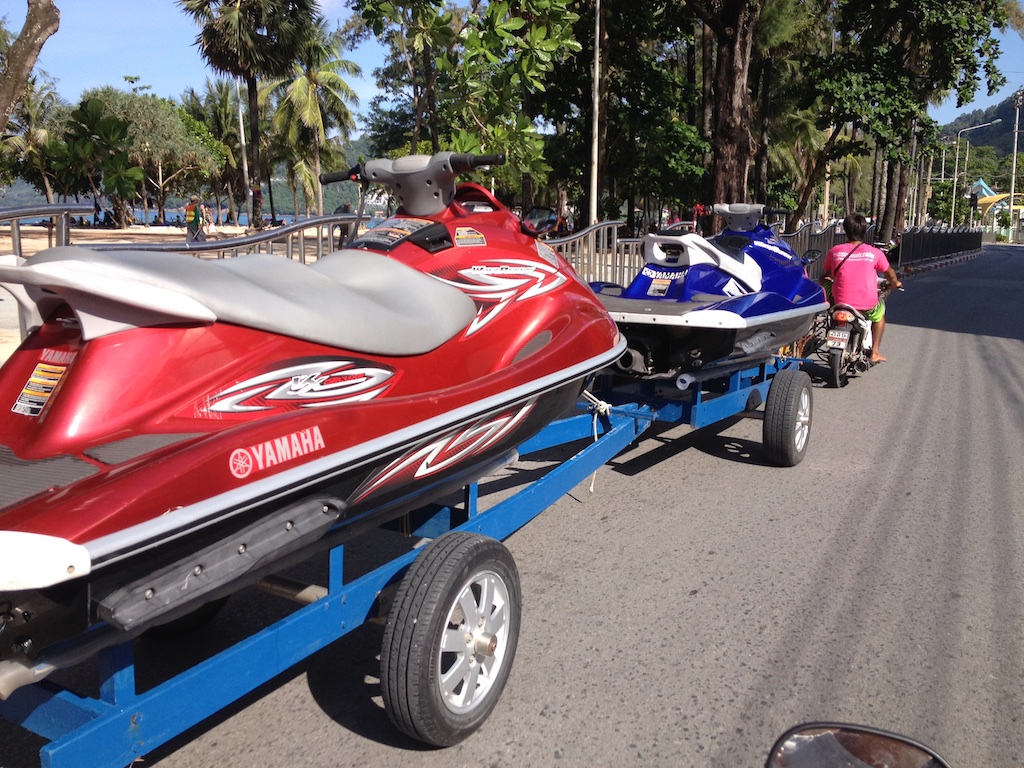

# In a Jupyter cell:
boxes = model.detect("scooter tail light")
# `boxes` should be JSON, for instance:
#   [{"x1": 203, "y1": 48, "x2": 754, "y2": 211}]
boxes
[{"x1": 834, "y1": 310, "x2": 854, "y2": 323}]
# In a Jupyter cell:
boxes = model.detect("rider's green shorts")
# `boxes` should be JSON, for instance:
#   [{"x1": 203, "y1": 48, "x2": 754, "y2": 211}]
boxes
[
  {"x1": 863, "y1": 301, "x2": 885, "y2": 323},
  {"x1": 822, "y1": 280, "x2": 885, "y2": 323}
]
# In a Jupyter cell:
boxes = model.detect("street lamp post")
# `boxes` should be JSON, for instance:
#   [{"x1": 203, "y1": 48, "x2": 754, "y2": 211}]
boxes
[
  {"x1": 951, "y1": 118, "x2": 1002, "y2": 226},
  {"x1": 1010, "y1": 89, "x2": 1024, "y2": 243}
]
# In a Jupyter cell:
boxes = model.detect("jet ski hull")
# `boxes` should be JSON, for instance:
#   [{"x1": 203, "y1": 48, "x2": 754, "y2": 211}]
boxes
[
  {"x1": 593, "y1": 225, "x2": 826, "y2": 378},
  {"x1": 0, "y1": 170, "x2": 624, "y2": 669}
]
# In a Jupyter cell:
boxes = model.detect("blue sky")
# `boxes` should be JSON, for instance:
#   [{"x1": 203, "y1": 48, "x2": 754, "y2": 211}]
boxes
[
  {"x1": 4, "y1": 0, "x2": 384, "y2": 116},
  {"x1": 4, "y1": 1, "x2": 1023, "y2": 128}
]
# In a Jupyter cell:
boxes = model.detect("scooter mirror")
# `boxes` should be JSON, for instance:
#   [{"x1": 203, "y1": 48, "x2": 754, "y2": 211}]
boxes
[
  {"x1": 801, "y1": 249, "x2": 822, "y2": 265},
  {"x1": 766, "y1": 723, "x2": 952, "y2": 768},
  {"x1": 521, "y1": 206, "x2": 559, "y2": 237}
]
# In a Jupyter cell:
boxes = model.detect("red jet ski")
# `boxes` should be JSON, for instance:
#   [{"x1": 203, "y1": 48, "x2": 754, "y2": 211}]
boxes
[{"x1": 0, "y1": 151, "x2": 623, "y2": 691}]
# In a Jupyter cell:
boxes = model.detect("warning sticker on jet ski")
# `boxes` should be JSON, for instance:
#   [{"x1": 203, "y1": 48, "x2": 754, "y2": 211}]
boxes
[
  {"x1": 351, "y1": 217, "x2": 434, "y2": 249},
  {"x1": 229, "y1": 426, "x2": 327, "y2": 479},
  {"x1": 12, "y1": 362, "x2": 67, "y2": 417},
  {"x1": 454, "y1": 227, "x2": 486, "y2": 247},
  {"x1": 647, "y1": 278, "x2": 672, "y2": 297},
  {"x1": 535, "y1": 241, "x2": 560, "y2": 267}
]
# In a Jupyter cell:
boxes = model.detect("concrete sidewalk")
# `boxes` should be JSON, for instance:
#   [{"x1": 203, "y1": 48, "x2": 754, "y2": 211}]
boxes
[{"x1": 0, "y1": 295, "x2": 19, "y2": 363}]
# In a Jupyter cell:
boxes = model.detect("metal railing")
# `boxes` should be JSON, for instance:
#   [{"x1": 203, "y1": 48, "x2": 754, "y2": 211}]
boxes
[
  {"x1": 0, "y1": 204, "x2": 95, "y2": 257},
  {"x1": 550, "y1": 220, "x2": 984, "y2": 285},
  {"x1": 896, "y1": 226, "x2": 982, "y2": 265},
  {"x1": 1, "y1": 203, "x2": 985, "y2": 283},
  {"x1": 0, "y1": 205, "x2": 359, "y2": 263},
  {"x1": 546, "y1": 221, "x2": 636, "y2": 285},
  {"x1": 88, "y1": 214, "x2": 359, "y2": 262}
]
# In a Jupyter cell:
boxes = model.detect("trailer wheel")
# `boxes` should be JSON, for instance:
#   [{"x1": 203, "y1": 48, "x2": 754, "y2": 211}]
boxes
[
  {"x1": 763, "y1": 368, "x2": 812, "y2": 466},
  {"x1": 381, "y1": 531, "x2": 521, "y2": 746},
  {"x1": 828, "y1": 347, "x2": 848, "y2": 388}
]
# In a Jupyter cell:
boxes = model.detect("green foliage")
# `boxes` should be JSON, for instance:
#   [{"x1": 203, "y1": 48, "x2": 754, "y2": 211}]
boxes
[
  {"x1": 179, "y1": 0, "x2": 319, "y2": 82},
  {"x1": 810, "y1": 0, "x2": 1008, "y2": 156},
  {"x1": 263, "y1": 17, "x2": 362, "y2": 213},
  {"x1": 928, "y1": 179, "x2": 953, "y2": 224},
  {"x1": 765, "y1": 176, "x2": 799, "y2": 211},
  {"x1": 358, "y1": 0, "x2": 581, "y2": 175}
]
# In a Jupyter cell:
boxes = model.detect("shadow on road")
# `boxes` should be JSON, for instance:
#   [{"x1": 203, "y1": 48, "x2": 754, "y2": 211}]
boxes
[{"x1": 890, "y1": 247, "x2": 1024, "y2": 342}]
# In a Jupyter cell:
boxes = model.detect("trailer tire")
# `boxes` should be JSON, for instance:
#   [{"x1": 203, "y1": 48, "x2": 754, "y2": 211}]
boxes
[
  {"x1": 381, "y1": 531, "x2": 521, "y2": 746},
  {"x1": 763, "y1": 368, "x2": 812, "y2": 466}
]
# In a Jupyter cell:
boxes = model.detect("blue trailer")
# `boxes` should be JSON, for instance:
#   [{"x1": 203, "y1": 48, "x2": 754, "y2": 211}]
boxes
[{"x1": 0, "y1": 357, "x2": 811, "y2": 766}]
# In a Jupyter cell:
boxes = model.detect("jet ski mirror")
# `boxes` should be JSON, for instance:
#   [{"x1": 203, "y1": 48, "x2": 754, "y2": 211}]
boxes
[
  {"x1": 766, "y1": 723, "x2": 952, "y2": 768},
  {"x1": 521, "y1": 206, "x2": 559, "y2": 237}
]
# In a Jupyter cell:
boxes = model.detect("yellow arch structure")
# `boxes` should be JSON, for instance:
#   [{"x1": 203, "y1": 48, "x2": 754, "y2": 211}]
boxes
[{"x1": 979, "y1": 193, "x2": 1024, "y2": 218}]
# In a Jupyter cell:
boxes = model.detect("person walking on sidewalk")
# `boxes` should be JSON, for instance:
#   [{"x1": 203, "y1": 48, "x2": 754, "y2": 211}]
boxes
[{"x1": 185, "y1": 195, "x2": 205, "y2": 243}]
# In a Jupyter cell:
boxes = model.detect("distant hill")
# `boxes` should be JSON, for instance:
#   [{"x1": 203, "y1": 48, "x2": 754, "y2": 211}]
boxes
[
  {"x1": 0, "y1": 179, "x2": 47, "y2": 208},
  {"x1": 940, "y1": 92, "x2": 1022, "y2": 156}
]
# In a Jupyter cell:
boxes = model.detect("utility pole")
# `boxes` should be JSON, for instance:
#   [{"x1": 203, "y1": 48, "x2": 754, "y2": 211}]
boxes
[
  {"x1": 951, "y1": 119, "x2": 1001, "y2": 225},
  {"x1": 588, "y1": 0, "x2": 600, "y2": 226},
  {"x1": 1011, "y1": 89, "x2": 1023, "y2": 243},
  {"x1": 235, "y1": 77, "x2": 252, "y2": 227}
]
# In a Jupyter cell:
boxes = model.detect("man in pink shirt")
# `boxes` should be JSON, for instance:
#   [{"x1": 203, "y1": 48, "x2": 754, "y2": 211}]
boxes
[{"x1": 821, "y1": 213, "x2": 902, "y2": 363}]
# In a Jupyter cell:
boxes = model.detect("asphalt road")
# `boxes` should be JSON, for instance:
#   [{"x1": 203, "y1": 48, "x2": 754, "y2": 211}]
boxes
[{"x1": 3, "y1": 245, "x2": 1023, "y2": 767}]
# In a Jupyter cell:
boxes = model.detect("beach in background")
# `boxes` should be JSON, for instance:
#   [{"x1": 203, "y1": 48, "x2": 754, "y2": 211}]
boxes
[
  {"x1": 0, "y1": 223, "x2": 248, "y2": 362},
  {"x1": 0, "y1": 292, "x2": 18, "y2": 362}
]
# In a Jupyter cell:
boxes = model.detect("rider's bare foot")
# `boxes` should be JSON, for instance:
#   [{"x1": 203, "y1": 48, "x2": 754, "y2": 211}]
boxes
[{"x1": 869, "y1": 354, "x2": 887, "y2": 364}]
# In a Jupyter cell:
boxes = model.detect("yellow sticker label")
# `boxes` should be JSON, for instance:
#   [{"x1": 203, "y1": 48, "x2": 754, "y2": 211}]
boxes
[
  {"x1": 454, "y1": 227, "x2": 487, "y2": 247},
  {"x1": 13, "y1": 362, "x2": 67, "y2": 417}
]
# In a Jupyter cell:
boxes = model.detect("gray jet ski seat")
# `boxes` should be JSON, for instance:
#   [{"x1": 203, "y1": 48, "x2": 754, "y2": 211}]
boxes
[{"x1": 0, "y1": 247, "x2": 478, "y2": 356}]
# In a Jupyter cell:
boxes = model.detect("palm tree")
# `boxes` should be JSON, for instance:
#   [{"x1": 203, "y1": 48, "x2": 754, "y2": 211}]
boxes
[
  {"x1": 265, "y1": 17, "x2": 360, "y2": 215},
  {"x1": 2, "y1": 75, "x2": 62, "y2": 203},
  {"x1": 179, "y1": 0, "x2": 317, "y2": 227},
  {"x1": 183, "y1": 78, "x2": 244, "y2": 223}
]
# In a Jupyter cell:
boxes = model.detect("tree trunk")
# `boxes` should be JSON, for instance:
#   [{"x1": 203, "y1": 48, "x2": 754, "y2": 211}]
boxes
[
  {"x1": 879, "y1": 160, "x2": 900, "y2": 243},
  {"x1": 265, "y1": 158, "x2": 277, "y2": 224},
  {"x1": 709, "y1": 0, "x2": 760, "y2": 205},
  {"x1": 313, "y1": 139, "x2": 323, "y2": 216},
  {"x1": 752, "y1": 55, "x2": 771, "y2": 203},
  {"x1": 700, "y1": 21, "x2": 715, "y2": 201},
  {"x1": 869, "y1": 145, "x2": 884, "y2": 221},
  {"x1": 0, "y1": 0, "x2": 60, "y2": 136},
  {"x1": 226, "y1": 180, "x2": 237, "y2": 225},
  {"x1": 788, "y1": 124, "x2": 842, "y2": 231},
  {"x1": 422, "y1": 45, "x2": 440, "y2": 154},
  {"x1": 246, "y1": 75, "x2": 264, "y2": 228},
  {"x1": 844, "y1": 126, "x2": 860, "y2": 215}
]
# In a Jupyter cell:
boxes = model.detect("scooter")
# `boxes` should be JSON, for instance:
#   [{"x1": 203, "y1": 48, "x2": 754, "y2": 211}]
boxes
[
  {"x1": 767, "y1": 722, "x2": 952, "y2": 767},
  {"x1": 821, "y1": 274, "x2": 902, "y2": 388}
]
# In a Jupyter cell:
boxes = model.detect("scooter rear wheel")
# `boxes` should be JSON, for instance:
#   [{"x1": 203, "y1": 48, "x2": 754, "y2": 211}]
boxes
[{"x1": 827, "y1": 347, "x2": 848, "y2": 388}]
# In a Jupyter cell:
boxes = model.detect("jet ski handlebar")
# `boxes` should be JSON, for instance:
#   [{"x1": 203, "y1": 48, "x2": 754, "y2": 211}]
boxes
[
  {"x1": 318, "y1": 153, "x2": 506, "y2": 186},
  {"x1": 319, "y1": 151, "x2": 506, "y2": 217}
]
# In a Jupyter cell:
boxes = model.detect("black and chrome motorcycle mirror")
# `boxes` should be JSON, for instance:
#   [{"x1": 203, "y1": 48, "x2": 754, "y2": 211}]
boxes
[
  {"x1": 521, "y1": 206, "x2": 558, "y2": 237},
  {"x1": 766, "y1": 723, "x2": 952, "y2": 768}
]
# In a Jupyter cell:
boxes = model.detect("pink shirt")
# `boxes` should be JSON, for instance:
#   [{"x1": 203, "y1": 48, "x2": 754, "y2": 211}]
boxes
[{"x1": 823, "y1": 242, "x2": 890, "y2": 310}]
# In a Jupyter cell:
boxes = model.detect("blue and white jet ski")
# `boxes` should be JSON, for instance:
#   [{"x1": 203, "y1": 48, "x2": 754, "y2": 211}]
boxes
[{"x1": 592, "y1": 204, "x2": 827, "y2": 381}]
